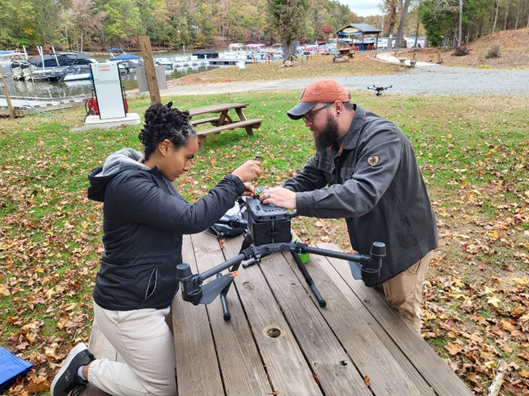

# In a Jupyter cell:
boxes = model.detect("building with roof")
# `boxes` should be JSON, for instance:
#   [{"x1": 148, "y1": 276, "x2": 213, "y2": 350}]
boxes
[{"x1": 336, "y1": 23, "x2": 382, "y2": 50}]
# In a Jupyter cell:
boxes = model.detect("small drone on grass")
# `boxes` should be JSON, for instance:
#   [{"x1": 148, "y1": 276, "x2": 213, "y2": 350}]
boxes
[{"x1": 367, "y1": 85, "x2": 393, "y2": 96}]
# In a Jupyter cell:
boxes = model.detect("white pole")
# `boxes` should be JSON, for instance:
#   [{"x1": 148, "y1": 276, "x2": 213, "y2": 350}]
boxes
[
  {"x1": 52, "y1": 46, "x2": 59, "y2": 66},
  {"x1": 37, "y1": 46, "x2": 45, "y2": 71}
]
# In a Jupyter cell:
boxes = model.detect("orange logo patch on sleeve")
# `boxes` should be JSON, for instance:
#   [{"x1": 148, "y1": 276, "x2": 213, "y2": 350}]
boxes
[{"x1": 367, "y1": 155, "x2": 380, "y2": 166}]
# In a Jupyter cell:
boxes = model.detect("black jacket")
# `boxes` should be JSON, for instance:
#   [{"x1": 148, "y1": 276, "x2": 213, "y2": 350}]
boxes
[
  {"x1": 284, "y1": 105, "x2": 438, "y2": 286},
  {"x1": 88, "y1": 149, "x2": 246, "y2": 310}
]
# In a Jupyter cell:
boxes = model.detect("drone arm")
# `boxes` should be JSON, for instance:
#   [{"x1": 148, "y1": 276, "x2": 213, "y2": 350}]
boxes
[
  {"x1": 299, "y1": 241, "x2": 386, "y2": 279},
  {"x1": 302, "y1": 245, "x2": 368, "y2": 262},
  {"x1": 179, "y1": 243, "x2": 294, "y2": 294},
  {"x1": 200, "y1": 252, "x2": 247, "y2": 280}
]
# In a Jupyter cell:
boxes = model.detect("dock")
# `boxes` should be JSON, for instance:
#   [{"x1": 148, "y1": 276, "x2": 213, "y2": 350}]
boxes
[{"x1": 0, "y1": 96, "x2": 85, "y2": 117}]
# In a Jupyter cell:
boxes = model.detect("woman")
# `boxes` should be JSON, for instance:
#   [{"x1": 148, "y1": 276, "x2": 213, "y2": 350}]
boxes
[{"x1": 51, "y1": 102, "x2": 262, "y2": 396}]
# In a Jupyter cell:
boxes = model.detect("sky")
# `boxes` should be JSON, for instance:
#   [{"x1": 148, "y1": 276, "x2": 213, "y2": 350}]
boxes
[{"x1": 337, "y1": 0, "x2": 383, "y2": 17}]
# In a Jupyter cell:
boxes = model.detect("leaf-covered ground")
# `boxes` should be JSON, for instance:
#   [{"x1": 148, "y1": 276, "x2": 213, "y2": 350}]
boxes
[
  {"x1": 1, "y1": 34, "x2": 529, "y2": 395},
  {"x1": 387, "y1": 27, "x2": 529, "y2": 69}
]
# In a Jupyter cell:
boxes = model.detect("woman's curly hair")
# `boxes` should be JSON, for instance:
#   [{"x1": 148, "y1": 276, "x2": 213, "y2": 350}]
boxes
[{"x1": 138, "y1": 102, "x2": 197, "y2": 161}]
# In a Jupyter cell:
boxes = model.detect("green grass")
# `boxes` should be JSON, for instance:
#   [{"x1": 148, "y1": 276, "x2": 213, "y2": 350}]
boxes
[{"x1": 1, "y1": 88, "x2": 528, "y2": 393}]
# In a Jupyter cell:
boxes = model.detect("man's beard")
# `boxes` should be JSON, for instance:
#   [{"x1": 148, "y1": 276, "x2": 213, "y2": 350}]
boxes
[{"x1": 314, "y1": 114, "x2": 339, "y2": 151}]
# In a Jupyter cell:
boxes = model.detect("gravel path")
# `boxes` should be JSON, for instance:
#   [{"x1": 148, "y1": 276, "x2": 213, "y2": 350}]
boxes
[{"x1": 160, "y1": 65, "x2": 529, "y2": 97}]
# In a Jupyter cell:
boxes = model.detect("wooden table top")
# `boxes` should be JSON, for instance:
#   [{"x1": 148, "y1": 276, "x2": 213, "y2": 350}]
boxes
[
  {"x1": 172, "y1": 232, "x2": 473, "y2": 396},
  {"x1": 187, "y1": 103, "x2": 248, "y2": 117}
]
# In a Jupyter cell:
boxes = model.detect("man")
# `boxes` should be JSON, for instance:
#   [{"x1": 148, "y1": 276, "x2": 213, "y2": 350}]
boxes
[{"x1": 261, "y1": 79, "x2": 438, "y2": 333}]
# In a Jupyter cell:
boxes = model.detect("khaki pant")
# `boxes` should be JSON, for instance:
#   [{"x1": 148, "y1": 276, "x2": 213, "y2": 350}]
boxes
[
  {"x1": 88, "y1": 301, "x2": 177, "y2": 396},
  {"x1": 377, "y1": 251, "x2": 432, "y2": 333}
]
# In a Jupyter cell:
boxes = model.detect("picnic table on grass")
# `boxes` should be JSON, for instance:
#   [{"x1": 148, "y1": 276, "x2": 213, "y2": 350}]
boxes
[
  {"x1": 187, "y1": 103, "x2": 262, "y2": 148},
  {"x1": 86, "y1": 232, "x2": 473, "y2": 396}
]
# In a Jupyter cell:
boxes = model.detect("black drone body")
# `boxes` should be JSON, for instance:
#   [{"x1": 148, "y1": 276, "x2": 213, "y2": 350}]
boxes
[
  {"x1": 367, "y1": 85, "x2": 393, "y2": 96},
  {"x1": 176, "y1": 196, "x2": 386, "y2": 321}
]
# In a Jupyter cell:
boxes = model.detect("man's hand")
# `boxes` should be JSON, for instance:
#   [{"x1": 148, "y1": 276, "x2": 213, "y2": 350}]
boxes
[{"x1": 260, "y1": 187, "x2": 296, "y2": 209}]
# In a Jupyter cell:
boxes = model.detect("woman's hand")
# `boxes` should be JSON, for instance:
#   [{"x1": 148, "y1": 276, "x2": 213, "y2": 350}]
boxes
[
  {"x1": 231, "y1": 160, "x2": 262, "y2": 183},
  {"x1": 241, "y1": 182, "x2": 255, "y2": 197}
]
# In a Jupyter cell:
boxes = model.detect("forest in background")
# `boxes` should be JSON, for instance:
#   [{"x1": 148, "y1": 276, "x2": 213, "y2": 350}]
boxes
[
  {"x1": 0, "y1": 0, "x2": 528, "y2": 56},
  {"x1": 0, "y1": 0, "x2": 362, "y2": 52}
]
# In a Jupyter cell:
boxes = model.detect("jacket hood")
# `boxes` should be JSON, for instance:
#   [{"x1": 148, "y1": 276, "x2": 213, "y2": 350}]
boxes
[{"x1": 88, "y1": 148, "x2": 150, "y2": 202}]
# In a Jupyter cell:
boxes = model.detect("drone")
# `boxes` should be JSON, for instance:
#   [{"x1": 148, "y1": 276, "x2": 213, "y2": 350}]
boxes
[
  {"x1": 176, "y1": 194, "x2": 386, "y2": 321},
  {"x1": 367, "y1": 85, "x2": 393, "y2": 96}
]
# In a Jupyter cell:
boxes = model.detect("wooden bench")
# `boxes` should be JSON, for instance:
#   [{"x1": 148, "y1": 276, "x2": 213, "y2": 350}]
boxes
[
  {"x1": 186, "y1": 102, "x2": 262, "y2": 148},
  {"x1": 84, "y1": 232, "x2": 473, "y2": 396},
  {"x1": 197, "y1": 118, "x2": 262, "y2": 137},
  {"x1": 190, "y1": 116, "x2": 219, "y2": 127}
]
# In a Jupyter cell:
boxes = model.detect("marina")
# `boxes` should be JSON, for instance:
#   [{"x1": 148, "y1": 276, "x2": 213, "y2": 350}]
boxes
[
  {"x1": 1, "y1": 43, "x2": 340, "y2": 115},
  {"x1": 0, "y1": 61, "x2": 218, "y2": 112}
]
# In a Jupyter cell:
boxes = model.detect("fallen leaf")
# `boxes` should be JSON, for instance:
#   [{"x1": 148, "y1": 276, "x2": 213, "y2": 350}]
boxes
[
  {"x1": 0, "y1": 284, "x2": 10, "y2": 296},
  {"x1": 56, "y1": 317, "x2": 69, "y2": 330},
  {"x1": 445, "y1": 343, "x2": 463, "y2": 355},
  {"x1": 487, "y1": 295, "x2": 501, "y2": 307},
  {"x1": 519, "y1": 352, "x2": 529, "y2": 361}
]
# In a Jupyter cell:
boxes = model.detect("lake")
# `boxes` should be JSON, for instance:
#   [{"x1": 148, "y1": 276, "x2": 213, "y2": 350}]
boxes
[{"x1": 1, "y1": 51, "x2": 221, "y2": 99}]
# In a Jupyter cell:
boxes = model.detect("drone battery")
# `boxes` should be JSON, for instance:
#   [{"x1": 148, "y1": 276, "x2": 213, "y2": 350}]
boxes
[
  {"x1": 246, "y1": 199, "x2": 292, "y2": 245},
  {"x1": 250, "y1": 218, "x2": 291, "y2": 245}
]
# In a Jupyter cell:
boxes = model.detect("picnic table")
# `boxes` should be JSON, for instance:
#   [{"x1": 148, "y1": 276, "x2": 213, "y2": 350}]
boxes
[
  {"x1": 187, "y1": 102, "x2": 262, "y2": 148},
  {"x1": 86, "y1": 232, "x2": 473, "y2": 396},
  {"x1": 337, "y1": 48, "x2": 355, "y2": 58}
]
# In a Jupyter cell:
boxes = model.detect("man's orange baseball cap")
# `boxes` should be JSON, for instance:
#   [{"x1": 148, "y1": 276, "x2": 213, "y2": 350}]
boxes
[{"x1": 287, "y1": 79, "x2": 351, "y2": 120}]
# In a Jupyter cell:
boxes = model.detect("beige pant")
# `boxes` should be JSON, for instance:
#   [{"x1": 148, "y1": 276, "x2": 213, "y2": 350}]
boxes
[
  {"x1": 88, "y1": 301, "x2": 176, "y2": 396},
  {"x1": 377, "y1": 251, "x2": 432, "y2": 333}
]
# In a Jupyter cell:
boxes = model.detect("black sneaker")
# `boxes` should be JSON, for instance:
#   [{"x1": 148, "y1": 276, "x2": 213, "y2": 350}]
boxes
[{"x1": 51, "y1": 343, "x2": 95, "y2": 396}]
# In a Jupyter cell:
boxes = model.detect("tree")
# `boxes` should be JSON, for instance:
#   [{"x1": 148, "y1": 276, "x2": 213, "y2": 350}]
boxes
[
  {"x1": 458, "y1": 0, "x2": 462, "y2": 46},
  {"x1": 32, "y1": 0, "x2": 63, "y2": 47},
  {"x1": 67, "y1": 0, "x2": 105, "y2": 51},
  {"x1": 419, "y1": 0, "x2": 458, "y2": 46},
  {"x1": 267, "y1": 0, "x2": 310, "y2": 64},
  {"x1": 384, "y1": 0, "x2": 399, "y2": 49},
  {"x1": 395, "y1": 0, "x2": 413, "y2": 47},
  {"x1": 0, "y1": 0, "x2": 35, "y2": 47}
]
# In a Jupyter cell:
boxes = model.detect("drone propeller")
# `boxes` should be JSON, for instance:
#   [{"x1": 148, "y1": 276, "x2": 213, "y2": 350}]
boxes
[{"x1": 199, "y1": 272, "x2": 236, "y2": 305}]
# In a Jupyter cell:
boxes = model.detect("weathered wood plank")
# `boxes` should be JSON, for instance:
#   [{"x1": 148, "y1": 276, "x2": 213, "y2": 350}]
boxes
[
  {"x1": 225, "y1": 236, "x2": 370, "y2": 396},
  {"x1": 316, "y1": 242, "x2": 474, "y2": 396},
  {"x1": 172, "y1": 234, "x2": 224, "y2": 395},
  {"x1": 288, "y1": 251, "x2": 427, "y2": 396},
  {"x1": 306, "y1": 251, "x2": 436, "y2": 395},
  {"x1": 296, "y1": 251, "x2": 434, "y2": 396},
  {"x1": 221, "y1": 236, "x2": 324, "y2": 396},
  {"x1": 187, "y1": 103, "x2": 248, "y2": 117},
  {"x1": 197, "y1": 118, "x2": 261, "y2": 137},
  {"x1": 191, "y1": 232, "x2": 272, "y2": 395},
  {"x1": 190, "y1": 116, "x2": 219, "y2": 126}
]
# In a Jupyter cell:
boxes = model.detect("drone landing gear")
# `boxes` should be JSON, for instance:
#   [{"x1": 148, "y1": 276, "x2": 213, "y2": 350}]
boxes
[
  {"x1": 218, "y1": 273, "x2": 231, "y2": 321},
  {"x1": 291, "y1": 251, "x2": 326, "y2": 307}
]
